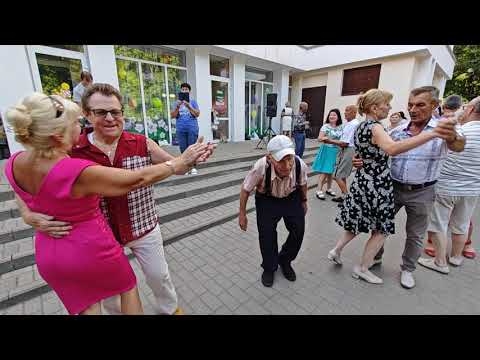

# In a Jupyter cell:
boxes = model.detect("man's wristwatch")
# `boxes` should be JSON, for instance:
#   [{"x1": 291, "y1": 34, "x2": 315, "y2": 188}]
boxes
[{"x1": 165, "y1": 160, "x2": 176, "y2": 175}]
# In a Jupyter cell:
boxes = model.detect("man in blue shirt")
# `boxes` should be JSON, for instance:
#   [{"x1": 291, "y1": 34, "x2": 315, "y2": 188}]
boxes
[{"x1": 170, "y1": 83, "x2": 201, "y2": 174}]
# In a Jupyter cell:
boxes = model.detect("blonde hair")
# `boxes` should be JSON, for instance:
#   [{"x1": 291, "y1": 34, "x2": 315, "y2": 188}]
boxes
[
  {"x1": 357, "y1": 89, "x2": 393, "y2": 116},
  {"x1": 299, "y1": 101, "x2": 308, "y2": 111},
  {"x1": 6, "y1": 92, "x2": 81, "y2": 158}
]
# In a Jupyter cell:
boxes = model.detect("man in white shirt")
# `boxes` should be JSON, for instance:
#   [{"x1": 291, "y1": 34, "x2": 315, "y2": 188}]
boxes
[
  {"x1": 73, "y1": 71, "x2": 93, "y2": 104},
  {"x1": 418, "y1": 96, "x2": 480, "y2": 273},
  {"x1": 323, "y1": 105, "x2": 360, "y2": 202}
]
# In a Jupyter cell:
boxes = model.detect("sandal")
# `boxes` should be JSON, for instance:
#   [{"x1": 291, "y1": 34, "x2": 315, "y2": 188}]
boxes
[
  {"x1": 463, "y1": 240, "x2": 476, "y2": 259},
  {"x1": 424, "y1": 247, "x2": 436, "y2": 257}
]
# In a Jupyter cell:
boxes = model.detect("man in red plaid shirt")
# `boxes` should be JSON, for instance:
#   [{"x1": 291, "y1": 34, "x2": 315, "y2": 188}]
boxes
[{"x1": 16, "y1": 83, "x2": 214, "y2": 315}]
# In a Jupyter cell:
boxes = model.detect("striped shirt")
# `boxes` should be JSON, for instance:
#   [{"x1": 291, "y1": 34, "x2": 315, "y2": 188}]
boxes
[
  {"x1": 389, "y1": 118, "x2": 459, "y2": 185},
  {"x1": 435, "y1": 121, "x2": 480, "y2": 196}
]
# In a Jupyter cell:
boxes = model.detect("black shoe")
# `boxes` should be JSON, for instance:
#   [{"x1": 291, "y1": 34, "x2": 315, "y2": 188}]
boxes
[
  {"x1": 331, "y1": 196, "x2": 344, "y2": 203},
  {"x1": 261, "y1": 270, "x2": 275, "y2": 287},
  {"x1": 280, "y1": 262, "x2": 296, "y2": 281},
  {"x1": 368, "y1": 257, "x2": 383, "y2": 270}
]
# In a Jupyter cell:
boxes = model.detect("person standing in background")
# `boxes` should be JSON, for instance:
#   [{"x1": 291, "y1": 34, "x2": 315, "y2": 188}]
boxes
[
  {"x1": 170, "y1": 83, "x2": 201, "y2": 175},
  {"x1": 292, "y1": 102, "x2": 309, "y2": 158},
  {"x1": 281, "y1": 102, "x2": 293, "y2": 137}
]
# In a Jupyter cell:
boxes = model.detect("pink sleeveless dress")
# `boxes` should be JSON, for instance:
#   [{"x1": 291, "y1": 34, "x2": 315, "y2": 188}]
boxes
[{"x1": 5, "y1": 152, "x2": 137, "y2": 315}]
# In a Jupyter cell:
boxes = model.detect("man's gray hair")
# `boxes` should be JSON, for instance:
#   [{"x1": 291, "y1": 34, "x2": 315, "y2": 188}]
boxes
[
  {"x1": 474, "y1": 98, "x2": 480, "y2": 113},
  {"x1": 410, "y1": 86, "x2": 440, "y2": 104},
  {"x1": 443, "y1": 94, "x2": 463, "y2": 111}
]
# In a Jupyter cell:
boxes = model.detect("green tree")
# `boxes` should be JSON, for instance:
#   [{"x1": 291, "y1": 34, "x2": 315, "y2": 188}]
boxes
[{"x1": 445, "y1": 45, "x2": 480, "y2": 101}]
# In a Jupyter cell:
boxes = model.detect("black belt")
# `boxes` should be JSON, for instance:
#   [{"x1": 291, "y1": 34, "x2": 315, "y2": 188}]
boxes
[{"x1": 393, "y1": 180, "x2": 437, "y2": 191}]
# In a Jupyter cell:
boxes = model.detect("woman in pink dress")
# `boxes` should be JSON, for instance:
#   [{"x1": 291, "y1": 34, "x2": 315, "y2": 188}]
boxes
[{"x1": 4, "y1": 93, "x2": 210, "y2": 315}]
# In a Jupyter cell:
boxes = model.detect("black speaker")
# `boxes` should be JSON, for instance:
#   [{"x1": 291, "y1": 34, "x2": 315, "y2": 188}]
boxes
[{"x1": 266, "y1": 93, "x2": 277, "y2": 117}]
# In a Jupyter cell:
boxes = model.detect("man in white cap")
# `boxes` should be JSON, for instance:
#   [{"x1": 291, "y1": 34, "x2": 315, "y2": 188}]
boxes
[{"x1": 238, "y1": 135, "x2": 309, "y2": 287}]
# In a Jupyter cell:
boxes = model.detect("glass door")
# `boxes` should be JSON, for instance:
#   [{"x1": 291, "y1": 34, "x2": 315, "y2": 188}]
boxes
[
  {"x1": 245, "y1": 81, "x2": 250, "y2": 140},
  {"x1": 116, "y1": 58, "x2": 146, "y2": 136},
  {"x1": 141, "y1": 63, "x2": 170, "y2": 145},
  {"x1": 250, "y1": 81, "x2": 262, "y2": 139},
  {"x1": 211, "y1": 78, "x2": 230, "y2": 142},
  {"x1": 262, "y1": 83, "x2": 273, "y2": 132},
  {"x1": 116, "y1": 53, "x2": 188, "y2": 144}
]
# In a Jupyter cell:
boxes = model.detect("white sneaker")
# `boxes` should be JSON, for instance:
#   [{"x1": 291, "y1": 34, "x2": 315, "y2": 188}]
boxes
[
  {"x1": 448, "y1": 256, "x2": 464, "y2": 267},
  {"x1": 352, "y1": 265, "x2": 383, "y2": 284},
  {"x1": 316, "y1": 191, "x2": 326, "y2": 200},
  {"x1": 418, "y1": 257, "x2": 450, "y2": 274},
  {"x1": 190, "y1": 168, "x2": 198, "y2": 175},
  {"x1": 327, "y1": 249, "x2": 342, "y2": 265},
  {"x1": 400, "y1": 270, "x2": 415, "y2": 289}
]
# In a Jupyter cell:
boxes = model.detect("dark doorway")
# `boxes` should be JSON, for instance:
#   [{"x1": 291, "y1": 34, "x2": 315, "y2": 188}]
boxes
[{"x1": 302, "y1": 86, "x2": 326, "y2": 138}]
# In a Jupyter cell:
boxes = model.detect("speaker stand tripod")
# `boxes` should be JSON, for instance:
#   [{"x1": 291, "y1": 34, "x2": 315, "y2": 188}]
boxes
[{"x1": 256, "y1": 116, "x2": 276, "y2": 149}]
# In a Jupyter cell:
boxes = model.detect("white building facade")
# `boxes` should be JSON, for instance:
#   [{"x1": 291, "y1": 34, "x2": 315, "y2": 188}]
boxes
[{"x1": 0, "y1": 45, "x2": 455, "y2": 155}]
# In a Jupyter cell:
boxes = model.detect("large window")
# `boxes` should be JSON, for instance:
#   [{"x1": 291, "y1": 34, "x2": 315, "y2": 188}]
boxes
[
  {"x1": 27, "y1": 45, "x2": 88, "y2": 100},
  {"x1": 115, "y1": 45, "x2": 186, "y2": 67},
  {"x1": 246, "y1": 66, "x2": 273, "y2": 82},
  {"x1": 36, "y1": 53, "x2": 82, "y2": 98},
  {"x1": 210, "y1": 55, "x2": 229, "y2": 78},
  {"x1": 42, "y1": 45, "x2": 85, "y2": 53},
  {"x1": 342, "y1": 64, "x2": 381, "y2": 96},
  {"x1": 115, "y1": 45, "x2": 187, "y2": 145}
]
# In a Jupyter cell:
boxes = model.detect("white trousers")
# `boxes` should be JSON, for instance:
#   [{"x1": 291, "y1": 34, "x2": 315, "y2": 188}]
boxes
[{"x1": 103, "y1": 224, "x2": 178, "y2": 315}]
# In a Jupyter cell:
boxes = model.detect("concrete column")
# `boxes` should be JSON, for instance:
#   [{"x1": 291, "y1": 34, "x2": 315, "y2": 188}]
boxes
[
  {"x1": 291, "y1": 75, "x2": 303, "y2": 114},
  {"x1": 0, "y1": 46, "x2": 35, "y2": 154},
  {"x1": 186, "y1": 47, "x2": 212, "y2": 142},
  {"x1": 85, "y1": 45, "x2": 119, "y2": 89},
  {"x1": 273, "y1": 69, "x2": 290, "y2": 133},
  {"x1": 230, "y1": 55, "x2": 246, "y2": 142}
]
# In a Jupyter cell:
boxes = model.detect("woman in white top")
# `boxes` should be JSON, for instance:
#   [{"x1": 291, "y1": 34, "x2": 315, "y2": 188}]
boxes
[
  {"x1": 387, "y1": 111, "x2": 408, "y2": 132},
  {"x1": 281, "y1": 102, "x2": 293, "y2": 137}
]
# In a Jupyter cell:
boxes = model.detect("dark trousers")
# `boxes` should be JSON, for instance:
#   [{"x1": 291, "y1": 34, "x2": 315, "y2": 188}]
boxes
[
  {"x1": 293, "y1": 131, "x2": 305, "y2": 158},
  {"x1": 255, "y1": 190, "x2": 305, "y2": 273}
]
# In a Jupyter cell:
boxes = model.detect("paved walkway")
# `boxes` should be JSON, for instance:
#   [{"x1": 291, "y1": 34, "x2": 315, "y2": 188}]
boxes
[{"x1": 1, "y1": 138, "x2": 479, "y2": 315}]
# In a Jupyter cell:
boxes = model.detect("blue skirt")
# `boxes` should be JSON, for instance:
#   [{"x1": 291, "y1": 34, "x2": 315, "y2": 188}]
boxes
[{"x1": 311, "y1": 145, "x2": 339, "y2": 174}]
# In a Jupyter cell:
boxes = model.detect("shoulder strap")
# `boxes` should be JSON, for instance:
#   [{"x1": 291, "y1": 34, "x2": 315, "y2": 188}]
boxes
[{"x1": 264, "y1": 160, "x2": 272, "y2": 196}]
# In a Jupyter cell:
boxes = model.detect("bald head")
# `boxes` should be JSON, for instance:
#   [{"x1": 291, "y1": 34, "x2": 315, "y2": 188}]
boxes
[
  {"x1": 470, "y1": 96, "x2": 480, "y2": 113},
  {"x1": 344, "y1": 105, "x2": 358, "y2": 121}
]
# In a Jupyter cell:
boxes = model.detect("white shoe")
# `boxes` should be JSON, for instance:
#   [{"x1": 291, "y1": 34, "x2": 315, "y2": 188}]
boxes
[
  {"x1": 316, "y1": 191, "x2": 326, "y2": 200},
  {"x1": 352, "y1": 265, "x2": 383, "y2": 284},
  {"x1": 448, "y1": 256, "x2": 464, "y2": 267},
  {"x1": 327, "y1": 249, "x2": 342, "y2": 265},
  {"x1": 418, "y1": 257, "x2": 450, "y2": 274},
  {"x1": 190, "y1": 168, "x2": 198, "y2": 175},
  {"x1": 400, "y1": 270, "x2": 416, "y2": 289}
]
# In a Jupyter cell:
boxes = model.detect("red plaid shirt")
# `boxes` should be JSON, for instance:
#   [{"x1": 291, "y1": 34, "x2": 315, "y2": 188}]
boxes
[{"x1": 72, "y1": 129, "x2": 158, "y2": 245}]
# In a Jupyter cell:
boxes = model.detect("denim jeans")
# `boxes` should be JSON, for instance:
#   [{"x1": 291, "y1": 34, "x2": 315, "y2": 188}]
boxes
[
  {"x1": 177, "y1": 127, "x2": 199, "y2": 153},
  {"x1": 293, "y1": 131, "x2": 305, "y2": 158}
]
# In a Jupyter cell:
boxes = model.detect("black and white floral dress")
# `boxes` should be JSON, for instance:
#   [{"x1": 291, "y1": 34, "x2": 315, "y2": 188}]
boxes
[{"x1": 335, "y1": 119, "x2": 395, "y2": 236}]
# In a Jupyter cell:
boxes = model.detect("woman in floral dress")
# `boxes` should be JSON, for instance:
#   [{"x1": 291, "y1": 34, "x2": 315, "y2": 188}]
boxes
[{"x1": 327, "y1": 89, "x2": 441, "y2": 284}]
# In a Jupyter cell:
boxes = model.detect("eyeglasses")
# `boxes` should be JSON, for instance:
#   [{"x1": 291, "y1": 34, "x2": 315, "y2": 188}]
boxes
[
  {"x1": 48, "y1": 96, "x2": 64, "y2": 118},
  {"x1": 90, "y1": 108, "x2": 124, "y2": 119}
]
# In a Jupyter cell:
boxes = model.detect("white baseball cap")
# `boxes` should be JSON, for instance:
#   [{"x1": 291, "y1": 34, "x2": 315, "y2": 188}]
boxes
[{"x1": 267, "y1": 135, "x2": 295, "y2": 161}]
